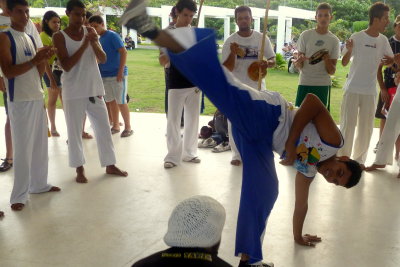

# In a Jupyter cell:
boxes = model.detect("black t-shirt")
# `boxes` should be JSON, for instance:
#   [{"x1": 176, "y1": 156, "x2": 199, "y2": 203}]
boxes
[
  {"x1": 384, "y1": 36, "x2": 400, "y2": 88},
  {"x1": 132, "y1": 247, "x2": 232, "y2": 267},
  {"x1": 168, "y1": 63, "x2": 195, "y2": 89}
]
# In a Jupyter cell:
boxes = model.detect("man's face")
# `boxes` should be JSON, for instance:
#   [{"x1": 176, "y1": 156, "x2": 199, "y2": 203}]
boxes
[
  {"x1": 8, "y1": 4, "x2": 29, "y2": 28},
  {"x1": 317, "y1": 159, "x2": 351, "y2": 187},
  {"x1": 236, "y1": 11, "x2": 252, "y2": 32},
  {"x1": 66, "y1": 7, "x2": 86, "y2": 27},
  {"x1": 89, "y1": 22, "x2": 103, "y2": 35},
  {"x1": 315, "y1": 9, "x2": 332, "y2": 28},
  {"x1": 176, "y1": 8, "x2": 195, "y2": 27},
  {"x1": 376, "y1": 11, "x2": 390, "y2": 33}
]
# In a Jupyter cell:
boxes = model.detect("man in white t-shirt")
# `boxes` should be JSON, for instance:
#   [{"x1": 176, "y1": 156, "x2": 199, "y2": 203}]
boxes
[
  {"x1": 338, "y1": 2, "x2": 394, "y2": 166},
  {"x1": 0, "y1": 0, "x2": 59, "y2": 211},
  {"x1": 221, "y1": 5, "x2": 275, "y2": 166},
  {"x1": 294, "y1": 2, "x2": 340, "y2": 110},
  {"x1": 0, "y1": 0, "x2": 42, "y2": 173}
]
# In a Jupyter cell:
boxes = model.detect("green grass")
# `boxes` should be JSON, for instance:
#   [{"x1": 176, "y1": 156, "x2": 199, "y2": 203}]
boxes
[{"x1": 0, "y1": 48, "x2": 369, "y2": 125}]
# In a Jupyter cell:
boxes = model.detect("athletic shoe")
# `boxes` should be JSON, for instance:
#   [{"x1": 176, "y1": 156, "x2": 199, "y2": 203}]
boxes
[
  {"x1": 212, "y1": 142, "x2": 231, "y2": 153},
  {"x1": 238, "y1": 260, "x2": 274, "y2": 267},
  {"x1": 198, "y1": 138, "x2": 217, "y2": 148},
  {"x1": 119, "y1": 0, "x2": 156, "y2": 36},
  {"x1": 0, "y1": 158, "x2": 12, "y2": 172}
]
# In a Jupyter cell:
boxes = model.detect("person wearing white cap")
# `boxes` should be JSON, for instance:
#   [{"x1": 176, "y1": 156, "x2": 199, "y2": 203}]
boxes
[{"x1": 132, "y1": 195, "x2": 231, "y2": 267}]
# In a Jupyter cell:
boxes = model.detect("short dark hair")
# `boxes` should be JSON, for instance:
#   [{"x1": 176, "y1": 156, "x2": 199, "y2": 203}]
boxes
[
  {"x1": 235, "y1": 6, "x2": 252, "y2": 20},
  {"x1": 344, "y1": 159, "x2": 363, "y2": 188},
  {"x1": 41, "y1": 10, "x2": 60, "y2": 37},
  {"x1": 66, "y1": 0, "x2": 85, "y2": 12},
  {"x1": 85, "y1": 11, "x2": 93, "y2": 19},
  {"x1": 170, "y1": 6, "x2": 177, "y2": 19},
  {"x1": 316, "y1": 2, "x2": 332, "y2": 15},
  {"x1": 369, "y1": 2, "x2": 390, "y2": 26},
  {"x1": 175, "y1": 0, "x2": 197, "y2": 13},
  {"x1": 7, "y1": 0, "x2": 28, "y2": 10},
  {"x1": 88, "y1": 15, "x2": 103, "y2": 24}
]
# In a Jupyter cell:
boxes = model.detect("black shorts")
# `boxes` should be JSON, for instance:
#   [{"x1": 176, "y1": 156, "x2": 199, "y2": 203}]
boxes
[
  {"x1": 3, "y1": 92, "x2": 8, "y2": 115},
  {"x1": 43, "y1": 70, "x2": 62, "y2": 88}
]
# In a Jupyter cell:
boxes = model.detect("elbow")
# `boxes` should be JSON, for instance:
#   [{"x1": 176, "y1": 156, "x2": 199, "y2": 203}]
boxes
[{"x1": 99, "y1": 55, "x2": 107, "y2": 64}]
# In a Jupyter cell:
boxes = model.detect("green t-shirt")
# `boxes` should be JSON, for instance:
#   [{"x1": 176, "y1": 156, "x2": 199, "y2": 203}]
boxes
[{"x1": 40, "y1": 31, "x2": 56, "y2": 65}]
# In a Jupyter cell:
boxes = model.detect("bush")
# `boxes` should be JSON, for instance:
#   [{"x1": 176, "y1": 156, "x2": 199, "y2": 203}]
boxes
[
  {"x1": 274, "y1": 53, "x2": 286, "y2": 70},
  {"x1": 353, "y1": 21, "x2": 369, "y2": 33}
]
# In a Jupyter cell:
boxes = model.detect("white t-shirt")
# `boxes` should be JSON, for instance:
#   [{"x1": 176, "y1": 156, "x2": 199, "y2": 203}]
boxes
[
  {"x1": 222, "y1": 31, "x2": 275, "y2": 90},
  {"x1": 297, "y1": 29, "x2": 340, "y2": 86},
  {"x1": 3, "y1": 28, "x2": 43, "y2": 102},
  {"x1": 60, "y1": 28, "x2": 105, "y2": 100},
  {"x1": 343, "y1": 31, "x2": 393, "y2": 95},
  {"x1": 0, "y1": 15, "x2": 43, "y2": 77}
]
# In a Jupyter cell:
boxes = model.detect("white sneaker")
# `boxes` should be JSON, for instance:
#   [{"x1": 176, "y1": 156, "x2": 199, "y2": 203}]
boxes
[
  {"x1": 212, "y1": 142, "x2": 231, "y2": 153},
  {"x1": 198, "y1": 138, "x2": 217, "y2": 148}
]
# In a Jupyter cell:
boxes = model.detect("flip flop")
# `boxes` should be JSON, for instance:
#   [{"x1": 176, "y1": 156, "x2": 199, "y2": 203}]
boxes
[
  {"x1": 82, "y1": 132, "x2": 93, "y2": 139},
  {"x1": 121, "y1": 129, "x2": 133, "y2": 137},
  {"x1": 111, "y1": 128, "x2": 120, "y2": 135}
]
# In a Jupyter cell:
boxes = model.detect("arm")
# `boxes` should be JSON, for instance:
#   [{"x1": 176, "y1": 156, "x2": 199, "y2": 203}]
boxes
[
  {"x1": 323, "y1": 55, "x2": 337, "y2": 75},
  {"x1": 293, "y1": 172, "x2": 321, "y2": 246},
  {"x1": 222, "y1": 42, "x2": 238, "y2": 72},
  {"x1": 117, "y1": 47, "x2": 127, "y2": 82},
  {"x1": 0, "y1": 76, "x2": 5, "y2": 92},
  {"x1": 87, "y1": 27, "x2": 106, "y2": 64},
  {"x1": 341, "y1": 39, "x2": 353, "y2": 67},
  {"x1": 0, "y1": 33, "x2": 53, "y2": 79},
  {"x1": 293, "y1": 53, "x2": 306, "y2": 70},
  {"x1": 159, "y1": 50, "x2": 170, "y2": 67},
  {"x1": 44, "y1": 62, "x2": 57, "y2": 89},
  {"x1": 53, "y1": 31, "x2": 89, "y2": 72},
  {"x1": 377, "y1": 63, "x2": 389, "y2": 105},
  {"x1": 281, "y1": 93, "x2": 341, "y2": 165}
]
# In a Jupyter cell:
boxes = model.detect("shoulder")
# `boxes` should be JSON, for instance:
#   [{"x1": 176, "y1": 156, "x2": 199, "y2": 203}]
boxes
[{"x1": 327, "y1": 32, "x2": 340, "y2": 42}]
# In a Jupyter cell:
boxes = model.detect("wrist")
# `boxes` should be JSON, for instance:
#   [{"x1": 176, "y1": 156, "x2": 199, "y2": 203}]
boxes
[{"x1": 28, "y1": 60, "x2": 36, "y2": 68}]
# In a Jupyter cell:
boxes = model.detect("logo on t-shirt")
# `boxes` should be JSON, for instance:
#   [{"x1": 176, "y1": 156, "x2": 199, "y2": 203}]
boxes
[
  {"x1": 365, "y1": 43, "x2": 377, "y2": 49},
  {"x1": 315, "y1": 40, "x2": 325, "y2": 47},
  {"x1": 294, "y1": 137, "x2": 322, "y2": 174},
  {"x1": 236, "y1": 45, "x2": 259, "y2": 59},
  {"x1": 24, "y1": 46, "x2": 32, "y2": 56}
]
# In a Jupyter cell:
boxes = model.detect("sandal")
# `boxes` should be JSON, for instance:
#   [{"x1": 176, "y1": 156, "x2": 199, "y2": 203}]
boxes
[
  {"x1": 121, "y1": 129, "x2": 134, "y2": 137},
  {"x1": 164, "y1": 162, "x2": 176, "y2": 169},
  {"x1": 51, "y1": 130, "x2": 60, "y2": 137},
  {"x1": 183, "y1": 157, "x2": 201, "y2": 163},
  {"x1": 82, "y1": 132, "x2": 93, "y2": 139},
  {"x1": 111, "y1": 128, "x2": 120, "y2": 135},
  {"x1": 0, "y1": 158, "x2": 13, "y2": 172}
]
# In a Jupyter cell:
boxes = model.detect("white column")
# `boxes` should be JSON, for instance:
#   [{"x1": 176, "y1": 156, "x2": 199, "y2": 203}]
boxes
[
  {"x1": 161, "y1": 5, "x2": 172, "y2": 29},
  {"x1": 224, "y1": 17, "x2": 230, "y2": 41},
  {"x1": 254, "y1": 17, "x2": 260, "y2": 33},
  {"x1": 101, "y1": 14, "x2": 107, "y2": 29},
  {"x1": 285, "y1": 18, "x2": 292, "y2": 43},
  {"x1": 276, "y1": 7, "x2": 286, "y2": 55},
  {"x1": 198, "y1": 13, "x2": 205, "y2": 28}
]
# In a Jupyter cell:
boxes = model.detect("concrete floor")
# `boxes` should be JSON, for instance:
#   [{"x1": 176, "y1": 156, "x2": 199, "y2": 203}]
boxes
[{"x1": 0, "y1": 108, "x2": 399, "y2": 267}]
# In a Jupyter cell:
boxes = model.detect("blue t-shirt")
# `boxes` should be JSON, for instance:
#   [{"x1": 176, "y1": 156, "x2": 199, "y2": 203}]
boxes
[{"x1": 98, "y1": 30, "x2": 128, "y2": 77}]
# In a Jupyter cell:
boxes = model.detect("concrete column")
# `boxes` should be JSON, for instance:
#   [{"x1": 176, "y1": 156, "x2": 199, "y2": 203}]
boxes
[
  {"x1": 276, "y1": 7, "x2": 286, "y2": 55},
  {"x1": 253, "y1": 17, "x2": 260, "y2": 33},
  {"x1": 224, "y1": 16, "x2": 230, "y2": 41},
  {"x1": 285, "y1": 18, "x2": 292, "y2": 43},
  {"x1": 161, "y1": 5, "x2": 172, "y2": 29},
  {"x1": 197, "y1": 12, "x2": 205, "y2": 28}
]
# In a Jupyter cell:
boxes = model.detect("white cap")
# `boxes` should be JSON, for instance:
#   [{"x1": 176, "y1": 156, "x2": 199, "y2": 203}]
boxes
[{"x1": 164, "y1": 195, "x2": 226, "y2": 248}]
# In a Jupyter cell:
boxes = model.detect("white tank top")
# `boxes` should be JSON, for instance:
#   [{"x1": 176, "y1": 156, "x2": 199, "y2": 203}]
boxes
[
  {"x1": 60, "y1": 27, "x2": 104, "y2": 100},
  {"x1": 4, "y1": 28, "x2": 43, "y2": 102}
]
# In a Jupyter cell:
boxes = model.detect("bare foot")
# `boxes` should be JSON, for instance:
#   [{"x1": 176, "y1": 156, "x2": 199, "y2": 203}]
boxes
[
  {"x1": 11, "y1": 203, "x2": 25, "y2": 211},
  {"x1": 365, "y1": 164, "x2": 386, "y2": 171},
  {"x1": 48, "y1": 186, "x2": 61, "y2": 192},
  {"x1": 76, "y1": 166, "x2": 88, "y2": 183},
  {"x1": 106, "y1": 165, "x2": 128, "y2": 177},
  {"x1": 231, "y1": 159, "x2": 241, "y2": 166},
  {"x1": 0, "y1": 211, "x2": 4, "y2": 218}
]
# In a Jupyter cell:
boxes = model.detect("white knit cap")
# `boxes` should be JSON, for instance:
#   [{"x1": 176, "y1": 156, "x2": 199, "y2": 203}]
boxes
[{"x1": 164, "y1": 195, "x2": 226, "y2": 248}]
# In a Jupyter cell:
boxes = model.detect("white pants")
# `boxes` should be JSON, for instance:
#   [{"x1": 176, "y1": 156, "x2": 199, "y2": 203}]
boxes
[
  {"x1": 164, "y1": 87, "x2": 200, "y2": 164},
  {"x1": 228, "y1": 120, "x2": 241, "y2": 161},
  {"x1": 64, "y1": 97, "x2": 116, "y2": 168},
  {"x1": 374, "y1": 101, "x2": 400, "y2": 166},
  {"x1": 338, "y1": 92, "x2": 376, "y2": 164},
  {"x1": 8, "y1": 100, "x2": 52, "y2": 204}
]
